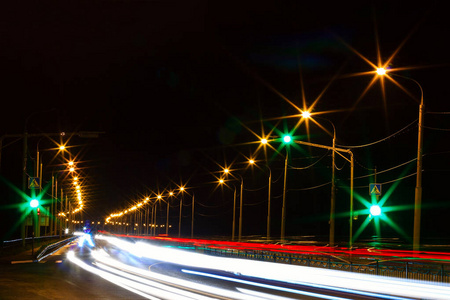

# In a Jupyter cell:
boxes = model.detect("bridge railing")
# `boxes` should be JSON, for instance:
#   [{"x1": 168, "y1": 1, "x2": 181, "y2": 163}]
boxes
[
  {"x1": 120, "y1": 235, "x2": 450, "y2": 284},
  {"x1": 196, "y1": 245, "x2": 450, "y2": 284}
]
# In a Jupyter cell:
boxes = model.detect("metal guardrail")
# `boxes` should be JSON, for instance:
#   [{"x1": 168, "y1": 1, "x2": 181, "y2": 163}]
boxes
[
  {"x1": 115, "y1": 235, "x2": 450, "y2": 284},
  {"x1": 1, "y1": 235, "x2": 77, "y2": 262},
  {"x1": 35, "y1": 236, "x2": 78, "y2": 262},
  {"x1": 1, "y1": 235, "x2": 61, "y2": 249},
  {"x1": 198, "y1": 246, "x2": 450, "y2": 284}
]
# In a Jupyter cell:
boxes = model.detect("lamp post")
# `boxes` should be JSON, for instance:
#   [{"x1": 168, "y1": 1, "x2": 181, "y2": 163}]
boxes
[
  {"x1": 218, "y1": 178, "x2": 238, "y2": 241},
  {"x1": 259, "y1": 139, "x2": 273, "y2": 240},
  {"x1": 377, "y1": 70, "x2": 424, "y2": 251},
  {"x1": 191, "y1": 193, "x2": 195, "y2": 238},
  {"x1": 166, "y1": 191, "x2": 174, "y2": 235},
  {"x1": 265, "y1": 166, "x2": 272, "y2": 241},
  {"x1": 311, "y1": 116, "x2": 338, "y2": 247},
  {"x1": 223, "y1": 168, "x2": 244, "y2": 242},
  {"x1": 178, "y1": 187, "x2": 185, "y2": 238}
]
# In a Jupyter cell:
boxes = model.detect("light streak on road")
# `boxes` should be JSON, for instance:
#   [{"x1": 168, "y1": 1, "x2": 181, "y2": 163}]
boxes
[
  {"x1": 97, "y1": 234, "x2": 450, "y2": 300},
  {"x1": 68, "y1": 244, "x2": 274, "y2": 299},
  {"x1": 91, "y1": 248, "x2": 263, "y2": 300},
  {"x1": 182, "y1": 269, "x2": 353, "y2": 300},
  {"x1": 67, "y1": 250, "x2": 159, "y2": 299},
  {"x1": 183, "y1": 269, "x2": 411, "y2": 300}
]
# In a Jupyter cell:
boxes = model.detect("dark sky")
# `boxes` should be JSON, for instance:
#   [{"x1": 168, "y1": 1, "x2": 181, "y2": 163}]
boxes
[{"x1": 1, "y1": 1, "x2": 449, "y2": 242}]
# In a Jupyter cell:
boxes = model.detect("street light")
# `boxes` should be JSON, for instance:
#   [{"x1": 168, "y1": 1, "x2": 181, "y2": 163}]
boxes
[
  {"x1": 222, "y1": 168, "x2": 244, "y2": 241},
  {"x1": 377, "y1": 68, "x2": 424, "y2": 251},
  {"x1": 166, "y1": 191, "x2": 176, "y2": 235},
  {"x1": 178, "y1": 186, "x2": 186, "y2": 238},
  {"x1": 252, "y1": 150, "x2": 272, "y2": 241},
  {"x1": 218, "y1": 178, "x2": 238, "y2": 241},
  {"x1": 376, "y1": 68, "x2": 386, "y2": 75},
  {"x1": 301, "y1": 111, "x2": 311, "y2": 119},
  {"x1": 309, "y1": 115, "x2": 338, "y2": 247}
]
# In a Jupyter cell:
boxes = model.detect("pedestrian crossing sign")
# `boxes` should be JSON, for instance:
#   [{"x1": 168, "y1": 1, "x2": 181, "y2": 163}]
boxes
[
  {"x1": 28, "y1": 177, "x2": 40, "y2": 189},
  {"x1": 369, "y1": 183, "x2": 381, "y2": 196}
]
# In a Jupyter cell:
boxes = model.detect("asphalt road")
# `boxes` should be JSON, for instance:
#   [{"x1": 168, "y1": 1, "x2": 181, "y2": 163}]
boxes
[
  {"x1": 0, "y1": 241, "x2": 146, "y2": 299},
  {"x1": 2, "y1": 236, "x2": 448, "y2": 299}
]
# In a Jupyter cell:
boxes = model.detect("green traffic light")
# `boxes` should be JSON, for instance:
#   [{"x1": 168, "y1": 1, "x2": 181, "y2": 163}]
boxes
[
  {"x1": 30, "y1": 199, "x2": 39, "y2": 208},
  {"x1": 370, "y1": 205, "x2": 381, "y2": 216},
  {"x1": 283, "y1": 135, "x2": 292, "y2": 143}
]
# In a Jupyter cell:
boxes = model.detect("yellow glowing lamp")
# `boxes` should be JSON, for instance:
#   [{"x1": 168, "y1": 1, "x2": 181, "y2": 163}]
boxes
[
  {"x1": 301, "y1": 111, "x2": 311, "y2": 118},
  {"x1": 376, "y1": 68, "x2": 386, "y2": 75}
]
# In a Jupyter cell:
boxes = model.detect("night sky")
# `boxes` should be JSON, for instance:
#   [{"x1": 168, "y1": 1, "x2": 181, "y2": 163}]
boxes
[{"x1": 1, "y1": 1, "x2": 449, "y2": 244}]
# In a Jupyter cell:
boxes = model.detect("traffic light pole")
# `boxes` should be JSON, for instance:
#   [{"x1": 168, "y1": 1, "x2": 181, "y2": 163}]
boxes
[{"x1": 289, "y1": 139, "x2": 354, "y2": 249}]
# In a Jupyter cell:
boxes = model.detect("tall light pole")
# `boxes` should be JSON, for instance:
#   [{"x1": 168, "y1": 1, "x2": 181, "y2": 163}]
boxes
[
  {"x1": 238, "y1": 174, "x2": 244, "y2": 242},
  {"x1": 178, "y1": 187, "x2": 185, "y2": 238},
  {"x1": 330, "y1": 127, "x2": 336, "y2": 247},
  {"x1": 266, "y1": 166, "x2": 272, "y2": 241},
  {"x1": 191, "y1": 193, "x2": 195, "y2": 238},
  {"x1": 166, "y1": 192, "x2": 174, "y2": 235},
  {"x1": 222, "y1": 168, "x2": 244, "y2": 241},
  {"x1": 311, "y1": 116, "x2": 338, "y2": 247},
  {"x1": 219, "y1": 178, "x2": 238, "y2": 241},
  {"x1": 378, "y1": 69, "x2": 424, "y2": 251},
  {"x1": 256, "y1": 139, "x2": 274, "y2": 241}
]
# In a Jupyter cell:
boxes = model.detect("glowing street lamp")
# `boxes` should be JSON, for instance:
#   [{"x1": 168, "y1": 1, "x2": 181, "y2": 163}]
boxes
[
  {"x1": 178, "y1": 186, "x2": 187, "y2": 238},
  {"x1": 218, "y1": 176, "x2": 238, "y2": 241},
  {"x1": 376, "y1": 68, "x2": 386, "y2": 75},
  {"x1": 222, "y1": 168, "x2": 244, "y2": 241},
  {"x1": 301, "y1": 110, "x2": 311, "y2": 119}
]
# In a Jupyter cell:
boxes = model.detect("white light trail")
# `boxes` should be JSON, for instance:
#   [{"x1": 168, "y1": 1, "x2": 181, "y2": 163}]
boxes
[
  {"x1": 68, "y1": 244, "x2": 268, "y2": 300},
  {"x1": 183, "y1": 269, "x2": 353, "y2": 300},
  {"x1": 67, "y1": 251, "x2": 159, "y2": 300},
  {"x1": 90, "y1": 248, "x2": 264, "y2": 300},
  {"x1": 96, "y1": 235, "x2": 450, "y2": 300}
]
